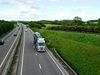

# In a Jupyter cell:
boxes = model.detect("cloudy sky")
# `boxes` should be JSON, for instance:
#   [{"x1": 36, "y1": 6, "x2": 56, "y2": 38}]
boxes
[{"x1": 0, "y1": 0, "x2": 100, "y2": 21}]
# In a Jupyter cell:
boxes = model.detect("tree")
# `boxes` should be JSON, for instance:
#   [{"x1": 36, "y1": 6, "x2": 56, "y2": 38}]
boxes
[
  {"x1": 29, "y1": 21, "x2": 45, "y2": 29},
  {"x1": 73, "y1": 16, "x2": 82, "y2": 21},
  {"x1": 0, "y1": 20, "x2": 14, "y2": 36}
]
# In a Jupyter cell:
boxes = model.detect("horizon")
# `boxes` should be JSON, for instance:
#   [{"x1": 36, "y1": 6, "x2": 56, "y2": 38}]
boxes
[{"x1": 0, "y1": 18, "x2": 99, "y2": 22}]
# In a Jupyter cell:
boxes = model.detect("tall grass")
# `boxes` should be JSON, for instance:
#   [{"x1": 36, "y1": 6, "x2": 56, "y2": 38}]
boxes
[{"x1": 32, "y1": 28, "x2": 100, "y2": 75}]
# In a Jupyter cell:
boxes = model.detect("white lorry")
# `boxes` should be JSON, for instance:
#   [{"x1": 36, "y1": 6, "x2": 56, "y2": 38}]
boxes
[{"x1": 34, "y1": 32, "x2": 46, "y2": 52}]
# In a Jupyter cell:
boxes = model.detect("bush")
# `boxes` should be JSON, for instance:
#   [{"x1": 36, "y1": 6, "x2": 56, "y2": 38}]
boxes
[
  {"x1": 29, "y1": 21, "x2": 45, "y2": 29},
  {"x1": 47, "y1": 25, "x2": 100, "y2": 33},
  {"x1": 0, "y1": 20, "x2": 14, "y2": 36}
]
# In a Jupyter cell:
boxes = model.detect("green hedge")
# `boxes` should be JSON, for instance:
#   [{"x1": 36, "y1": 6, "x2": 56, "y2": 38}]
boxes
[
  {"x1": 29, "y1": 21, "x2": 45, "y2": 29},
  {"x1": 47, "y1": 25, "x2": 100, "y2": 33},
  {"x1": 0, "y1": 20, "x2": 14, "y2": 36}
]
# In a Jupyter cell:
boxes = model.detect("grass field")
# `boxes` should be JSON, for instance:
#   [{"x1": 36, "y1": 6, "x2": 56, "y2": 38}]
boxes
[
  {"x1": 45, "y1": 24, "x2": 61, "y2": 27},
  {"x1": 32, "y1": 28, "x2": 100, "y2": 75}
]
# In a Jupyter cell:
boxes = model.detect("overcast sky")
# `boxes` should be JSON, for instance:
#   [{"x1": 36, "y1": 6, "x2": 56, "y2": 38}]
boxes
[{"x1": 0, "y1": 0, "x2": 100, "y2": 21}]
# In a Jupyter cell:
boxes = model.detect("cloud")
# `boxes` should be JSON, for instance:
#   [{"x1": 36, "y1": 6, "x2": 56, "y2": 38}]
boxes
[
  {"x1": 0, "y1": 0, "x2": 15, "y2": 5},
  {"x1": 0, "y1": 0, "x2": 40, "y2": 20},
  {"x1": 0, "y1": 0, "x2": 39, "y2": 10},
  {"x1": 0, "y1": 0, "x2": 99, "y2": 21},
  {"x1": 15, "y1": 0, "x2": 35, "y2": 5},
  {"x1": 71, "y1": 0, "x2": 79, "y2": 1},
  {"x1": 41, "y1": 7, "x2": 89, "y2": 20},
  {"x1": 30, "y1": 6, "x2": 40, "y2": 9},
  {"x1": 49, "y1": 0, "x2": 57, "y2": 2},
  {"x1": 0, "y1": 0, "x2": 86, "y2": 21},
  {"x1": 0, "y1": 1, "x2": 11, "y2": 5},
  {"x1": 0, "y1": 11, "x2": 38, "y2": 21},
  {"x1": 44, "y1": 8, "x2": 73, "y2": 20},
  {"x1": 16, "y1": 0, "x2": 29, "y2": 4}
]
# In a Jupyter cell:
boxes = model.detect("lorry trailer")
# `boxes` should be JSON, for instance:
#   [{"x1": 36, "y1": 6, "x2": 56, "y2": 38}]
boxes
[{"x1": 34, "y1": 32, "x2": 46, "y2": 52}]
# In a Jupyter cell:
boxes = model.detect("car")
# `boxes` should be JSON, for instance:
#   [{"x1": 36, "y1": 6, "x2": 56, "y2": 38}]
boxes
[
  {"x1": 14, "y1": 33, "x2": 17, "y2": 36},
  {"x1": 0, "y1": 39, "x2": 4, "y2": 45}
]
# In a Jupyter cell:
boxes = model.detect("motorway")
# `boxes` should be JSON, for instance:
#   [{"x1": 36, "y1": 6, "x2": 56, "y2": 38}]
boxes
[
  {"x1": 0, "y1": 24, "x2": 69, "y2": 75},
  {"x1": 0, "y1": 25, "x2": 21, "y2": 74},
  {"x1": 18, "y1": 27, "x2": 68, "y2": 75}
]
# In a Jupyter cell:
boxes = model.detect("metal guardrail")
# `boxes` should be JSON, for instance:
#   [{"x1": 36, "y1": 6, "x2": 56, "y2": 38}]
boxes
[
  {"x1": 46, "y1": 46, "x2": 78, "y2": 75},
  {"x1": 53, "y1": 49, "x2": 78, "y2": 75},
  {"x1": 0, "y1": 27, "x2": 22, "y2": 75},
  {"x1": 46, "y1": 47, "x2": 78, "y2": 75}
]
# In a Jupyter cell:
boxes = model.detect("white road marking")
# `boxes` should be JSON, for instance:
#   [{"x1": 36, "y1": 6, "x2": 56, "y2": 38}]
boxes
[
  {"x1": 47, "y1": 51, "x2": 65, "y2": 75},
  {"x1": 32, "y1": 41, "x2": 33, "y2": 43},
  {"x1": 0, "y1": 30, "x2": 20, "y2": 68},
  {"x1": 20, "y1": 29, "x2": 25, "y2": 75},
  {"x1": 39, "y1": 64, "x2": 42, "y2": 69},
  {"x1": 35, "y1": 53, "x2": 37, "y2": 56}
]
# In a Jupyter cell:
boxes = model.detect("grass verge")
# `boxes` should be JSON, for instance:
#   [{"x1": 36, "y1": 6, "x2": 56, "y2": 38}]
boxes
[{"x1": 32, "y1": 28, "x2": 100, "y2": 75}]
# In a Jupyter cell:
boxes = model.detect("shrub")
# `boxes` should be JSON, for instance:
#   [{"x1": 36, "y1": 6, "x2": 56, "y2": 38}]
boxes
[
  {"x1": 0, "y1": 20, "x2": 14, "y2": 36},
  {"x1": 47, "y1": 25, "x2": 100, "y2": 33}
]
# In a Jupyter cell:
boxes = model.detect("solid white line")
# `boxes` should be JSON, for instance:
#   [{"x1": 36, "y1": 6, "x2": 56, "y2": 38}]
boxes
[
  {"x1": 47, "y1": 51, "x2": 65, "y2": 75},
  {"x1": 39, "y1": 64, "x2": 42, "y2": 69},
  {"x1": 20, "y1": 29, "x2": 25, "y2": 75},
  {"x1": 0, "y1": 29, "x2": 20, "y2": 68}
]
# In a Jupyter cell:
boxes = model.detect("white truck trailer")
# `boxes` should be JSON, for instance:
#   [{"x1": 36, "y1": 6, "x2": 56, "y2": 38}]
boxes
[{"x1": 34, "y1": 32, "x2": 46, "y2": 52}]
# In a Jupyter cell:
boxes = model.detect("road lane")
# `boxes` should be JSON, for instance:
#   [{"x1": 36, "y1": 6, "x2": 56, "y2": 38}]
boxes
[
  {"x1": 21, "y1": 28, "x2": 67, "y2": 75},
  {"x1": 34, "y1": 50, "x2": 64, "y2": 75},
  {"x1": 0, "y1": 27, "x2": 21, "y2": 69},
  {"x1": 22, "y1": 28, "x2": 42, "y2": 75}
]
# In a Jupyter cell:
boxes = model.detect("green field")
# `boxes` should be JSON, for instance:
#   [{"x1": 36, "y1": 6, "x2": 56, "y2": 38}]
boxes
[
  {"x1": 32, "y1": 28, "x2": 100, "y2": 75},
  {"x1": 45, "y1": 24, "x2": 61, "y2": 27}
]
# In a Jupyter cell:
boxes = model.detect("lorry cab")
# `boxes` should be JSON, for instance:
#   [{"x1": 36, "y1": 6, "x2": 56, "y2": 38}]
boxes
[{"x1": 36, "y1": 38, "x2": 46, "y2": 52}]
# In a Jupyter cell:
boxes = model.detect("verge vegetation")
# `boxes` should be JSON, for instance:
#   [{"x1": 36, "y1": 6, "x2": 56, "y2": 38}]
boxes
[
  {"x1": 32, "y1": 28, "x2": 100, "y2": 75},
  {"x1": 0, "y1": 20, "x2": 15, "y2": 37}
]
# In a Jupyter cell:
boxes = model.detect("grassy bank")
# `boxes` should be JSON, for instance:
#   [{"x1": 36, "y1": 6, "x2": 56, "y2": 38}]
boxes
[{"x1": 32, "y1": 28, "x2": 100, "y2": 75}]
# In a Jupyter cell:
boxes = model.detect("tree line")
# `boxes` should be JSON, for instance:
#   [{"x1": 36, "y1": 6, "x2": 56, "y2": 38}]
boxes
[
  {"x1": 38, "y1": 19, "x2": 99, "y2": 26},
  {"x1": 0, "y1": 20, "x2": 15, "y2": 36},
  {"x1": 47, "y1": 25, "x2": 100, "y2": 33},
  {"x1": 28, "y1": 21, "x2": 45, "y2": 28},
  {"x1": 21, "y1": 17, "x2": 100, "y2": 33},
  {"x1": 37, "y1": 18, "x2": 100, "y2": 33}
]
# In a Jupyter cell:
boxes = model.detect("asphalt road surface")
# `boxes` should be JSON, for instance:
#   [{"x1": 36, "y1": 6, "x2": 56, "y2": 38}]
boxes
[
  {"x1": 0, "y1": 26, "x2": 21, "y2": 70},
  {"x1": 20, "y1": 27, "x2": 67, "y2": 75}
]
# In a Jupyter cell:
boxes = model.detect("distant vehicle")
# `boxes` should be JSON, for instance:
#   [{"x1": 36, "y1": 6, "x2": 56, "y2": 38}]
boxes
[
  {"x1": 17, "y1": 25, "x2": 19, "y2": 27},
  {"x1": 25, "y1": 29, "x2": 28, "y2": 32},
  {"x1": 18, "y1": 27, "x2": 20, "y2": 30},
  {"x1": 0, "y1": 39, "x2": 4, "y2": 45},
  {"x1": 34, "y1": 32, "x2": 42, "y2": 44},
  {"x1": 34, "y1": 32, "x2": 46, "y2": 52},
  {"x1": 14, "y1": 33, "x2": 17, "y2": 36}
]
